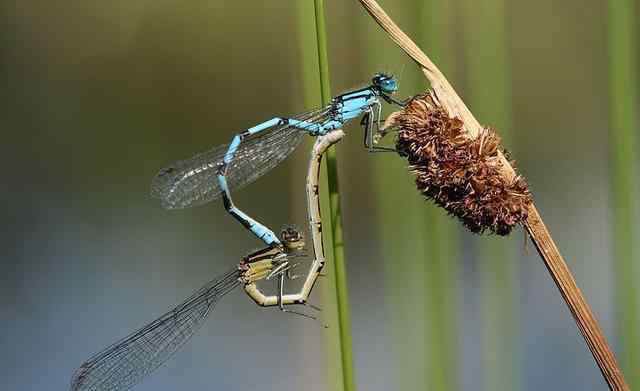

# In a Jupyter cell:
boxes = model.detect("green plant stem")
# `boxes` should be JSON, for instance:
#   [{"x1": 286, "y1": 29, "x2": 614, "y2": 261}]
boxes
[
  {"x1": 460, "y1": 0, "x2": 519, "y2": 390},
  {"x1": 293, "y1": 2, "x2": 343, "y2": 390},
  {"x1": 313, "y1": 1, "x2": 356, "y2": 391},
  {"x1": 296, "y1": 3, "x2": 322, "y2": 109},
  {"x1": 607, "y1": 0, "x2": 639, "y2": 387}
]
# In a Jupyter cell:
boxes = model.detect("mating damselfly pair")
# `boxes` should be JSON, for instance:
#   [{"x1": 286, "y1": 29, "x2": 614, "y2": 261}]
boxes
[{"x1": 71, "y1": 73, "x2": 405, "y2": 391}]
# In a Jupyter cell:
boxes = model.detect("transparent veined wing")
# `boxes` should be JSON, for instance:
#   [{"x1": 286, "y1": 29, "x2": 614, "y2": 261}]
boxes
[
  {"x1": 151, "y1": 106, "x2": 334, "y2": 209},
  {"x1": 70, "y1": 269, "x2": 241, "y2": 391}
]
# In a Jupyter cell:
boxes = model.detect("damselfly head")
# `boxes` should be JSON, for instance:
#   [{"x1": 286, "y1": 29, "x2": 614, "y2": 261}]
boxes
[
  {"x1": 281, "y1": 226, "x2": 305, "y2": 251},
  {"x1": 372, "y1": 73, "x2": 398, "y2": 94}
]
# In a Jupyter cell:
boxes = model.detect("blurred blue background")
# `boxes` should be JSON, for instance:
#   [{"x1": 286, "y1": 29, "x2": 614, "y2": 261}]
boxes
[{"x1": 2, "y1": 1, "x2": 639, "y2": 390}]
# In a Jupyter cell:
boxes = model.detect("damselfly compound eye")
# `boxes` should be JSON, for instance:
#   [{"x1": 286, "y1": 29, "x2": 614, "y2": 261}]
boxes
[{"x1": 372, "y1": 73, "x2": 398, "y2": 94}]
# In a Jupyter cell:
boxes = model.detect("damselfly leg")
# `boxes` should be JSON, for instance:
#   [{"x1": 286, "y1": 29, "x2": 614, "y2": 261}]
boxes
[
  {"x1": 362, "y1": 102, "x2": 397, "y2": 153},
  {"x1": 238, "y1": 229, "x2": 319, "y2": 321}
]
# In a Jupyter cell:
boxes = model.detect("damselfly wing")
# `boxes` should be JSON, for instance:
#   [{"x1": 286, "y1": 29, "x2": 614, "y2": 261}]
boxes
[
  {"x1": 151, "y1": 107, "x2": 332, "y2": 209},
  {"x1": 71, "y1": 269, "x2": 240, "y2": 391}
]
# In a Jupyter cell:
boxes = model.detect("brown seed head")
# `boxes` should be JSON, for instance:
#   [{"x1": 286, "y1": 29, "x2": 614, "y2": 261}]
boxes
[{"x1": 391, "y1": 91, "x2": 532, "y2": 235}]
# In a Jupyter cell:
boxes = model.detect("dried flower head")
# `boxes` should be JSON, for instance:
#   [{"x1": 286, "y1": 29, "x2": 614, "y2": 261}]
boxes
[{"x1": 390, "y1": 91, "x2": 533, "y2": 235}]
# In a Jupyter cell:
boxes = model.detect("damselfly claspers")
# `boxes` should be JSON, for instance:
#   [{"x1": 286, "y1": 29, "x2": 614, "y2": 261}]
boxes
[{"x1": 151, "y1": 73, "x2": 405, "y2": 247}]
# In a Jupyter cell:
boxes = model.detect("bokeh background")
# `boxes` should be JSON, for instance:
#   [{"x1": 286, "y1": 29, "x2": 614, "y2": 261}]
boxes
[{"x1": 3, "y1": 0, "x2": 639, "y2": 390}]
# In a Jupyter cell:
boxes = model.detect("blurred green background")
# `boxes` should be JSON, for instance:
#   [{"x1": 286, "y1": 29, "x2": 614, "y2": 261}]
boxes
[{"x1": 2, "y1": 0, "x2": 639, "y2": 390}]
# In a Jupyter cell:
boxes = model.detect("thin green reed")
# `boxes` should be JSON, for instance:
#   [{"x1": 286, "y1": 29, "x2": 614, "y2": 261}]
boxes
[
  {"x1": 460, "y1": 0, "x2": 519, "y2": 390},
  {"x1": 293, "y1": 2, "x2": 343, "y2": 390},
  {"x1": 295, "y1": 3, "x2": 322, "y2": 108},
  {"x1": 313, "y1": 1, "x2": 356, "y2": 391},
  {"x1": 359, "y1": 0, "x2": 428, "y2": 389},
  {"x1": 607, "y1": 0, "x2": 639, "y2": 387},
  {"x1": 418, "y1": 1, "x2": 459, "y2": 390}
]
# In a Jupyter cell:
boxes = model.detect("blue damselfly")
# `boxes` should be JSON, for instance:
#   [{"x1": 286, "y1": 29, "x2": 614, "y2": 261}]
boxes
[{"x1": 151, "y1": 73, "x2": 404, "y2": 246}]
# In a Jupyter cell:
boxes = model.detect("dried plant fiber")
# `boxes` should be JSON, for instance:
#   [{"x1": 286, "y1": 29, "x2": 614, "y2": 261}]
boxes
[{"x1": 390, "y1": 92, "x2": 532, "y2": 235}]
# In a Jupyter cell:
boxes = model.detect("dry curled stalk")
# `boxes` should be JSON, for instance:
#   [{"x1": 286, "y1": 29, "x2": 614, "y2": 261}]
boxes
[{"x1": 358, "y1": 0, "x2": 629, "y2": 389}]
